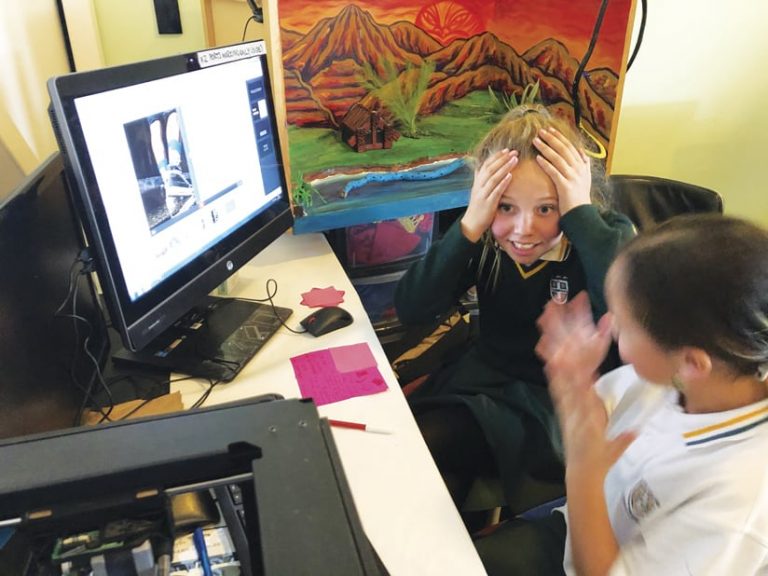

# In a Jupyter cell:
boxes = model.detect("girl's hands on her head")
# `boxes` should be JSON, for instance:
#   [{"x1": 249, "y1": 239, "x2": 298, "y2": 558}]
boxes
[
  {"x1": 536, "y1": 292, "x2": 634, "y2": 474},
  {"x1": 534, "y1": 128, "x2": 591, "y2": 215},
  {"x1": 460, "y1": 149, "x2": 518, "y2": 243}
]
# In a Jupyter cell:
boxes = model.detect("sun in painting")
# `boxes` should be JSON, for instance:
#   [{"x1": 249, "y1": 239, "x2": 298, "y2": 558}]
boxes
[{"x1": 415, "y1": 0, "x2": 485, "y2": 46}]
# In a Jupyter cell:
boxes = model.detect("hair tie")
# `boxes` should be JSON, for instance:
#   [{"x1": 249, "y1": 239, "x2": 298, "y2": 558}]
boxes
[{"x1": 757, "y1": 363, "x2": 768, "y2": 382}]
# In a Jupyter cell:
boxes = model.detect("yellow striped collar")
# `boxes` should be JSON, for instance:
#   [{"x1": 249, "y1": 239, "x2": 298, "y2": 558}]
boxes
[
  {"x1": 514, "y1": 235, "x2": 570, "y2": 279},
  {"x1": 683, "y1": 402, "x2": 768, "y2": 447},
  {"x1": 540, "y1": 234, "x2": 570, "y2": 262}
]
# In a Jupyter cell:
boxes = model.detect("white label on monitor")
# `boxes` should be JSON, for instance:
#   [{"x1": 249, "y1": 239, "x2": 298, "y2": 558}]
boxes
[{"x1": 197, "y1": 41, "x2": 266, "y2": 68}]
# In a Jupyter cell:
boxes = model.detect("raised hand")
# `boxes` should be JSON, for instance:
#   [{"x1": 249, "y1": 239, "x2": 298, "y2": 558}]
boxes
[
  {"x1": 535, "y1": 291, "x2": 597, "y2": 367},
  {"x1": 537, "y1": 293, "x2": 611, "y2": 414},
  {"x1": 534, "y1": 127, "x2": 591, "y2": 215},
  {"x1": 460, "y1": 149, "x2": 518, "y2": 243},
  {"x1": 536, "y1": 292, "x2": 632, "y2": 472}
]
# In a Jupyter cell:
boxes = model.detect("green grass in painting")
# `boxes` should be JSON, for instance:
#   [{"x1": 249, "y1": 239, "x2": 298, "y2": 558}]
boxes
[{"x1": 288, "y1": 91, "x2": 503, "y2": 178}]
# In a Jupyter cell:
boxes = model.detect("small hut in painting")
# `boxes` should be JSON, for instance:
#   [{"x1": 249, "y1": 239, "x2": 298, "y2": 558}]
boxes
[{"x1": 340, "y1": 104, "x2": 400, "y2": 152}]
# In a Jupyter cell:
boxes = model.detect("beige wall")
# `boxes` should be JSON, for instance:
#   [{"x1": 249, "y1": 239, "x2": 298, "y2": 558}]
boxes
[
  {"x1": 203, "y1": 0, "x2": 266, "y2": 47},
  {"x1": 0, "y1": 0, "x2": 71, "y2": 187},
  {"x1": 0, "y1": 140, "x2": 24, "y2": 203},
  {"x1": 61, "y1": 0, "x2": 105, "y2": 72},
  {"x1": 611, "y1": 1, "x2": 768, "y2": 225},
  {"x1": 92, "y1": 0, "x2": 205, "y2": 66}
]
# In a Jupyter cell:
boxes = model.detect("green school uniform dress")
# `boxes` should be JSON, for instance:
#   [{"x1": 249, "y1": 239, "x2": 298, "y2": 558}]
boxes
[{"x1": 395, "y1": 205, "x2": 635, "y2": 503}]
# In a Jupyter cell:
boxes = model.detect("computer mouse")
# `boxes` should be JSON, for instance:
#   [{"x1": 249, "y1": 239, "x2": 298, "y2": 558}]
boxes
[{"x1": 300, "y1": 306, "x2": 353, "y2": 337}]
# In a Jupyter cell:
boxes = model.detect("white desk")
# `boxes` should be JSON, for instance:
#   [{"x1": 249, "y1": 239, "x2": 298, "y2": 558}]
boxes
[{"x1": 172, "y1": 230, "x2": 486, "y2": 576}]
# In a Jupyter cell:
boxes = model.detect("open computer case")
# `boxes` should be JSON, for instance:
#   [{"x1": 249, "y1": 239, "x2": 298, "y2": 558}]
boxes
[{"x1": 0, "y1": 396, "x2": 387, "y2": 575}]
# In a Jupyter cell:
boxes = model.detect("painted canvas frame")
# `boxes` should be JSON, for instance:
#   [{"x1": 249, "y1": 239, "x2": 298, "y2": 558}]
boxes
[{"x1": 271, "y1": 0, "x2": 636, "y2": 233}]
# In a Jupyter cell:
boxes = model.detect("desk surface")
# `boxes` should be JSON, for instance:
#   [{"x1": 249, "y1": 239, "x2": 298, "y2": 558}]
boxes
[{"x1": 172, "y1": 230, "x2": 486, "y2": 576}]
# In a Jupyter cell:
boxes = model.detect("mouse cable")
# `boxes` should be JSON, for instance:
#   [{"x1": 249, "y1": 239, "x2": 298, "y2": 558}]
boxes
[
  {"x1": 55, "y1": 257, "x2": 115, "y2": 425},
  {"x1": 238, "y1": 278, "x2": 308, "y2": 334}
]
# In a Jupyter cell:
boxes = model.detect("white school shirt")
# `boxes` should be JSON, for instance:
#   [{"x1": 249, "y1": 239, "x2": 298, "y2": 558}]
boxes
[{"x1": 562, "y1": 364, "x2": 768, "y2": 576}]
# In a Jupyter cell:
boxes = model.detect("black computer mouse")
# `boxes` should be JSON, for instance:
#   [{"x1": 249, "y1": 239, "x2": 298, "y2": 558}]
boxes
[{"x1": 300, "y1": 306, "x2": 353, "y2": 337}]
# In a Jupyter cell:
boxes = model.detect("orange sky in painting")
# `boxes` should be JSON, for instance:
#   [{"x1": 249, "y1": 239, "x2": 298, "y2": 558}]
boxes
[{"x1": 276, "y1": 0, "x2": 634, "y2": 71}]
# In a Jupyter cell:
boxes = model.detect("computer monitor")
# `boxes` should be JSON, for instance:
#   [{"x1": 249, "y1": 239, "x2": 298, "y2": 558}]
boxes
[
  {"x1": 0, "y1": 152, "x2": 109, "y2": 439},
  {"x1": 47, "y1": 40, "x2": 294, "y2": 381}
]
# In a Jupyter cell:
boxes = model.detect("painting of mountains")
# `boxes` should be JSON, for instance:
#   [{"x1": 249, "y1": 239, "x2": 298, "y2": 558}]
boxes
[{"x1": 276, "y1": 0, "x2": 635, "y2": 233}]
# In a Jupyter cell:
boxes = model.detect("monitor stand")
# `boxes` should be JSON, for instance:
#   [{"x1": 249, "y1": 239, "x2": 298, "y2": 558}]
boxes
[{"x1": 111, "y1": 296, "x2": 293, "y2": 382}]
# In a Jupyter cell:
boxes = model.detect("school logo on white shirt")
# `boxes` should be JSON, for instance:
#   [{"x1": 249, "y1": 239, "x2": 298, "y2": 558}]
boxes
[
  {"x1": 550, "y1": 276, "x2": 569, "y2": 304},
  {"x1": 627, "y1": 479, "x2": 659, "y2": 521}
]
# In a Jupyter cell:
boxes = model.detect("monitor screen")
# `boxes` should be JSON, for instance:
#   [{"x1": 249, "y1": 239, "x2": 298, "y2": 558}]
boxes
[
  {"x1": 48, "y1": 41, "x2": 293, "y2": 378},
  {"x1": 0, "y1": 152, "x2": 109, "y2": 439}
]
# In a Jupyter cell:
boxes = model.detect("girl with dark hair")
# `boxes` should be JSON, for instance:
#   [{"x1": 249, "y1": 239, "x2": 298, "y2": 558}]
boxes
[
  {"x1": 394, "y1": 104, "x2": 635, "y2": 510},
  {"x1": 478, "y1": 214, "x2": 768, "y2": 575}
]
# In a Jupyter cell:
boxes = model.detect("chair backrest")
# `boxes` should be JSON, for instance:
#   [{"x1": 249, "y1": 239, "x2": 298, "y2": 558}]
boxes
[{"x1": 608, "y1": 175, "x2": 723, "y2": 231}]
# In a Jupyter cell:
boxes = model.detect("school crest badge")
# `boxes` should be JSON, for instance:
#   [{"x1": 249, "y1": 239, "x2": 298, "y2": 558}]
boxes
[
  {"x1": 627, "y1": 479, "x2": 659, "y2": 521},
  {"x1": 550, "y1": 277, "x2": 569, "y2": 304}
]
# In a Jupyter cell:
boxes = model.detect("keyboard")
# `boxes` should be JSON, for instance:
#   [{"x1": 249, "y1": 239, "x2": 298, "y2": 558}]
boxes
[
  {"x1": 212, "y1": 301, "x2": 293, "y2": 381},
  {"x1": 112, "y1": 298, "x2": 293, "y2": 382}
]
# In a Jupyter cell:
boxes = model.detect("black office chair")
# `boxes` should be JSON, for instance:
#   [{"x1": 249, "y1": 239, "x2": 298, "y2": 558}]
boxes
[{"x1": 607, "y1": 174, "x2": 723, "y2": 230}]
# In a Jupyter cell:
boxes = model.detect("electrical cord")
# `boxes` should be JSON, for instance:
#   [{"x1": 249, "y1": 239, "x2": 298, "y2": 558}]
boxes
[
  {"x1": 189, "y1": 378, "x2": 222, "y2": 409},
  {"x1": 114, "y1": 276, "x2": 306, "y2": 411},
  {"x1": 112, "y1": 374, "x2": 197, "y2": 421},
  {"x1": 241, "y1": 16, "x2": 257, "y2": 42},
  {"x1": 55, "y1": 256, "x2": 115, "y2": 425},
  {"x1": 626, "y1": 0, "x2": 647, "y2": 71},
  {"x1": 571, "y1": 0, "x2": 610, "y2": 128}
]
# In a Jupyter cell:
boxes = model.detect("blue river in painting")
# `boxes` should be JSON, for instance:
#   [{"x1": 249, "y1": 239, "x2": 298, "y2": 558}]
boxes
[
  {"x1": 309, "y1": 157, "x2": 473, "y2": 206},
  {"x1": 340, "y1": 157, "x2": 466, "y2": 197},
  {"x1": 294, "y1": 157, "x2": 474, "y2": 233}
]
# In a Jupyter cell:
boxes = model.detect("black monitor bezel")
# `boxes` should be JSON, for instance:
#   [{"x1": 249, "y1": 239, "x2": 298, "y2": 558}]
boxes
[
  {"x1": 0, "y1": 152, "x2": 110, "y2": 438},
  {"x1": 47, "y1": 41, "x2": 293, "y2": 352}
]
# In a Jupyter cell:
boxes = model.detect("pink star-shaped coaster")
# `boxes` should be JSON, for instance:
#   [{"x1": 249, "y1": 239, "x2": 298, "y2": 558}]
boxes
[{"x1": 300, "y1": 286, "x2": 345, "y2": 308}]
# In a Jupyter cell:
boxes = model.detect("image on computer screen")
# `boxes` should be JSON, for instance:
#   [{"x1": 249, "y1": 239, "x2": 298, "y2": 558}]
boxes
[{"x1": 124, "y1": 108, "x2": 198, "y2": 230}]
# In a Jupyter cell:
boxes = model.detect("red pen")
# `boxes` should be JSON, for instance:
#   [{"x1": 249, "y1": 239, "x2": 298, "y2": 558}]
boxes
[{"x1": 328, "y1": 419, "x2": 392, "y2": 435}]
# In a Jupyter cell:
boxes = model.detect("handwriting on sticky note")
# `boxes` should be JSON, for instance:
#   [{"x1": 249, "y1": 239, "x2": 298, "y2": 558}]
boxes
[{"x1": 290, "y1": 343, "x2": 387, "y2": 406}]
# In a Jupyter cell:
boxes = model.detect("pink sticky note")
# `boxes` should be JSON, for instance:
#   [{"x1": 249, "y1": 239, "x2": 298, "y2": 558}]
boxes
[
  {"x1": 330, "y1": 343, "x2": 377, "y2": 373},
  {"x1": 300, "y1": 286, "x2": 345, "y2": 308},
  {"x1": 290, "y1": 344, "x2": 387, "y2": 406}
]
